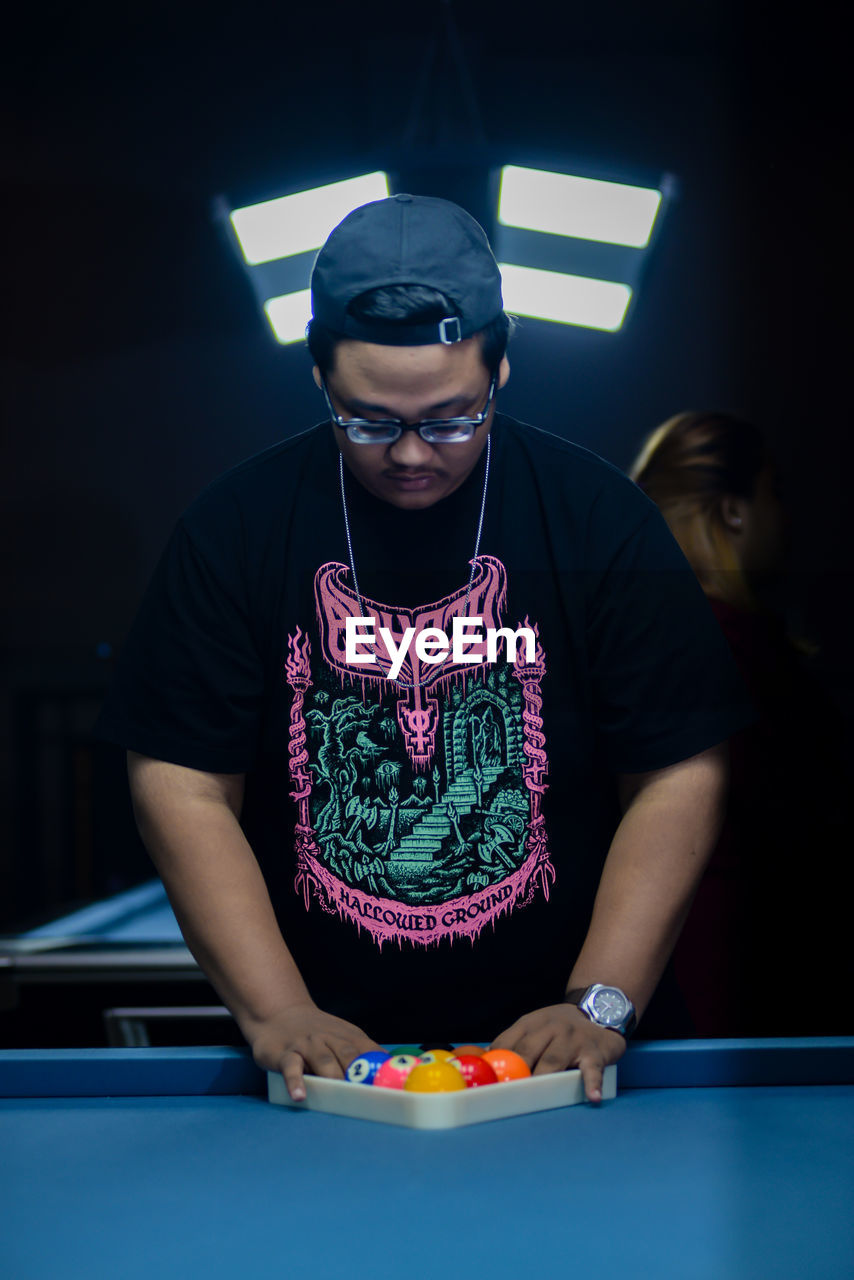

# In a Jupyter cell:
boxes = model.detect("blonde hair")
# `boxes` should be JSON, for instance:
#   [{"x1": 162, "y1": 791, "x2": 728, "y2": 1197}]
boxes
[{"x1": 628, "y1": 410, "x2": 817, "y2": 654}]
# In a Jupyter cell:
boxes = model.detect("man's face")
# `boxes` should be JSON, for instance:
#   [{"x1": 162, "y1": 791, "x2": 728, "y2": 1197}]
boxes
[{"x1": 314, "y1": 338, "x2": 510, "y2": 509}]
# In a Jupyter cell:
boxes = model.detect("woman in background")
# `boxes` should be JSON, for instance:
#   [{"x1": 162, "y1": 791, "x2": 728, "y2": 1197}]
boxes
[{"x1": 628, "y1": 412, "x2": 850, "y2": 1036}]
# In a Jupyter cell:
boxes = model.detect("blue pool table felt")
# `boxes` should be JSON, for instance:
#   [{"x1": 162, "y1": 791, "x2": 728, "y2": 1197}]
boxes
[{"x1": 2, "y1": 1041, "x2": 853, "y2": 1280}]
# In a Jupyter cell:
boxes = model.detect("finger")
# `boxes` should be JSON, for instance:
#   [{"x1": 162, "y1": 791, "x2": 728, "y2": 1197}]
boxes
[
  {"x1": 306, "y1": 1044, "x2": 348, "y2": 1081},
  {"x1": 487, "y1": 1023, "x2": 524, "y2": 1052},
  {"x1": 324, "y1": 1034, "x2": 386, "y2": 1077},
  {"x1": 328, "y1": 1039, "x2": 377, "y2": 1076},
  {"x1": 492, "y1": 1024, "x2": 569, "y2": 1074},
  {"x1": 280, "y1": 1051, "x2": 308, "y2": 1102},
  {"x1": 512, "y1": 1029, "x2": 561, "y2": 1074},
  {"x1": 577, "y1": 1051, "x2": 605, "y2": 1103},
  {"x1": 531, "y1": 1042, "x2": 569, "y2": 1076}
]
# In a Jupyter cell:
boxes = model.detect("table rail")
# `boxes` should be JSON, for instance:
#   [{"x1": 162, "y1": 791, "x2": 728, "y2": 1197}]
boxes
[{"x1": 1, "y1": 1038, "x2": 852, "y2": 1098}]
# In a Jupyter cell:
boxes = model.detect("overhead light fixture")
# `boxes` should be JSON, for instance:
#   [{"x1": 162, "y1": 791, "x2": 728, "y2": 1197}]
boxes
[
  {"x1": 498, "y1": 263, "x2": 631, "y2": 333},
  {"x1": 495, "y1": 164, "x2": 672, "y2": 331},
  {"x1": 262, "y1": 291, "x2": 313, "y2": 346},
  {"x1": 221, "y1": 163, "x2": 672, "y2": 341},
  {"x1": 230, "y1": 172, "x2": 389, "y2": 265},
  {"x1": 499, "y1": 164, "x2": 662, "y2": 249},
  {"x1": 224, "y1": 172, "x2": 390, "y2": 343}
]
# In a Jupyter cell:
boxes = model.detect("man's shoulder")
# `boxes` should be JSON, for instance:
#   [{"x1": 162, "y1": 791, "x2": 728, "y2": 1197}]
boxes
[
  {"x1": 183, "y1": 422, "x2": 331, "y2": 525},
  {"x1": 496, "y1": 413, "x2": 658, "y2": 519},
  {"x1": 207, "y1": 421, "x2": 329, "y2": 493}
]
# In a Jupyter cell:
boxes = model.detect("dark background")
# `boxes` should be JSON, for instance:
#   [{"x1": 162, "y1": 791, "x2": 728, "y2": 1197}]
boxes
[{"x1": 2, "y1": 2, "x2": 850, "y2": 928}]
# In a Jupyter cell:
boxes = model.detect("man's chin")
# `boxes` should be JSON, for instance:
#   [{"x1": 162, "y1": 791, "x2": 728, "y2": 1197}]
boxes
[{"x1": 379, "y1": 483, "x2": 446, "y2": 509}]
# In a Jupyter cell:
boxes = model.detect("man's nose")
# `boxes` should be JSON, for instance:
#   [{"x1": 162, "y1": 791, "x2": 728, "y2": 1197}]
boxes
[{"x1": 386, "y1": 429, "x2": 436, "y2": 467}]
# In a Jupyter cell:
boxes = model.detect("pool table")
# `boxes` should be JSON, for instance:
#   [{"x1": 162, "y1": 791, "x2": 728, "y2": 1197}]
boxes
[
  {"x1": 2, "y1": 1038, "x2": 852, "y2": 1279},
  {"x1": 1, "y1": 879, "x2": 195, "y2": 980},
  {"x1": 0, "y1": 880, "x2": 232, "y2": 1047}
]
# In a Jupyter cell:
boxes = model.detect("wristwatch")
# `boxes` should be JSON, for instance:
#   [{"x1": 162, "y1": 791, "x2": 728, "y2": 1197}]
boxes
[{"x1": 564, "y1": 984, "x2": 637, "y2": 1037}]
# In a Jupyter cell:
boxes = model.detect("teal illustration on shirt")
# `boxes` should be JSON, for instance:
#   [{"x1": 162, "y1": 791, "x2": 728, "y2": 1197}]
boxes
[{"x1": 284, "y1": 553, "x2": 555, "y2": 948}]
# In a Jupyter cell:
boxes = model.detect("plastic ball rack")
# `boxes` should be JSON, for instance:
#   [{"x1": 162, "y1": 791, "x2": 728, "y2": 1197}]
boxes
[{"x1": 267, "y1": 1061, "x2": 617, "y2": 1129}]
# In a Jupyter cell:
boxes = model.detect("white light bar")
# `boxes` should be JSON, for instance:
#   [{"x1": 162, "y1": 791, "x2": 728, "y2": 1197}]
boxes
[
  {"x1": 263, "y1": 290, "x2": 312, "y2": 344},
  {"x1": 230, "y1": 172, "x2": 390, "y2": 265},
  {"x1": 499, "y1": 263, "x2": 632, "y2": 332},
  {"x1": 499, "y1": 165, "x2": 662, "y2": 249}
]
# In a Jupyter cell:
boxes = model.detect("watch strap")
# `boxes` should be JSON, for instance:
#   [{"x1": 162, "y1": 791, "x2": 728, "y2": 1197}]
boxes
[{"x1": 564, "y1": 987, "x2": 592, "y2": 1004}]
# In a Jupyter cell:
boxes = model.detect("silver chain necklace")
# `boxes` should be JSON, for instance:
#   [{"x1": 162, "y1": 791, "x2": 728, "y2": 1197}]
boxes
[{"x1": 338, "y1": 433, "x2": 492, "y2": 690}]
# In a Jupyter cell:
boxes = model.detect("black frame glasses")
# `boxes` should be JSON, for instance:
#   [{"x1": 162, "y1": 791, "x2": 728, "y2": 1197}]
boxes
[{"x1": 321, "y1": 373, "x2": 497, "y2": 444}]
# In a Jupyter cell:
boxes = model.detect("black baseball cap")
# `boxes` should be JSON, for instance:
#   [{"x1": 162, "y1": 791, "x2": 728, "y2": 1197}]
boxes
[{"x1": 310, "y1": 193, "x2": 504, "y2": 346}]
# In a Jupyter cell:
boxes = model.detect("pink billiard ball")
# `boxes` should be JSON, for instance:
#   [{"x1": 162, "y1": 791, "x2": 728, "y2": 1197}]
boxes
[{"x1": 372, "y1": 1054, "x2": 419, "y2": 1089}]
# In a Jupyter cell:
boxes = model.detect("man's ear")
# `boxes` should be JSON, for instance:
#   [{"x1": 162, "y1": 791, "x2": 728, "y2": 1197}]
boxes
[
  {"x1": 311, "y1": 365, "x2": 322, "y2": 390},
  {"x1": 498, "y1": 354, "x2": 510, "y2": 390}
]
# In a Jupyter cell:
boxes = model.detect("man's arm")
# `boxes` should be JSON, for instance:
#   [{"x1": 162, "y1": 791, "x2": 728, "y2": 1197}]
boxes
[
  {"x1": 489, "y1": 741, "x2": 729, "y2": 1100},
  {"x1": 568, "y1": 740, "x2": 730, "y2": 1017},
  {"x1": 127, "y1": 751, "x2": 382, "y2": 1098}
]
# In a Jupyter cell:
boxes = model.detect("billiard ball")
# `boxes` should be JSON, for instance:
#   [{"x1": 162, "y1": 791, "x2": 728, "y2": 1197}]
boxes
[
  {"x1": 404, "y1": 1061, "x2": 466, "y2": 1093},
  {"x1": 448, "y1": 1054, "x2": 499, "y2": 1087},
  {"x1": 372, "y1": 1054, "x2": 419, "y2": 1089},
  {"x1": 452, "y1": 1044, "x2": 486, "y2": 1057},
  {"x1": 480, "y1": 1049, "x2": 531, "y2": 1082},
  {"x1": 389, "y1": 1045, "x2": 421, "y2": 1057},
  {"x1": 345, "y1": 1050, "x2": 390, "y2": 1084},
  {"x1": 417, "y1": 1049, "x2": 455, "y2": 1065}
]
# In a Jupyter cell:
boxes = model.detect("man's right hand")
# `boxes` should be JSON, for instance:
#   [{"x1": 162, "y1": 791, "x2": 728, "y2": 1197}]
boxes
[
  {"x1": 248, "y1": 1002, "x2": 385, "y2": 1101},
  {"x1": 125, "y1": 757, "x2": 375, "y2": 1102}
]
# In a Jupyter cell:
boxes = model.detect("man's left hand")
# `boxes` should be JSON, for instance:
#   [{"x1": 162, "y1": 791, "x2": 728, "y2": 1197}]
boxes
[{"x1": 488, "y1": 1003, "x2": 627, "y2": 1103}]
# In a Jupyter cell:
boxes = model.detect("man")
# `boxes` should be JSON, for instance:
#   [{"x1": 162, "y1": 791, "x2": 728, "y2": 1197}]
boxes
[{"x1": 96, "y1": 194, "x2": 756, "y2": 1103}]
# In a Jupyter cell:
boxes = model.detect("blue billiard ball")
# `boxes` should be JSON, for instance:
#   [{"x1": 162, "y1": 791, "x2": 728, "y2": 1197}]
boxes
[{"x1": 345, "y1": 1051, "x2": 390, "y2": 1085}]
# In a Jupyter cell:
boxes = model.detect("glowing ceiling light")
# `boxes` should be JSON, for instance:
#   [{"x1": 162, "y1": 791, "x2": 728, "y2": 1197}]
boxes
[
  {"x1": 230, "y1": 172, "x2": 390, "y2": 266},
  {"x1": 499, "y1": 165, "x2": 662, "y2": 249},
  {"x1": 499, "y1": 263, "x2": 632, "y2": 332},
  {"x1": 263, "y1": 290, "x2": 312, "y2": 344}
]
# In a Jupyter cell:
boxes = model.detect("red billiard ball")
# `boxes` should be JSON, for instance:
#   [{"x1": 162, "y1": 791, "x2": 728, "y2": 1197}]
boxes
[{"x1": 448, "y1": 1054, "x2": 499, "y2": 1087}]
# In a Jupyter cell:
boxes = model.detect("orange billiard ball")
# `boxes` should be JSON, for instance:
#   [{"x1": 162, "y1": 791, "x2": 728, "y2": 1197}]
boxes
[{"x1": 480, "y1": 1048, "x2": 531, "y2": 1082}]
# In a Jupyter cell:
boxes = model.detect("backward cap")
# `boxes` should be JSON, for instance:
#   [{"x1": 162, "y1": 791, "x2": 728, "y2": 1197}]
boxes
[{"x1": 310, "y1": 193, "x2": 504, "y2": 346}]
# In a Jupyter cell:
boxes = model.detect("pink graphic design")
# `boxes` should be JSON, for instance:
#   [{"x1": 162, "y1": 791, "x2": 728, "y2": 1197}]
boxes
[
  {"x1": 294, "y1": 842, "x2": 544, "y2": 949},
  {"x1": 284, "y1": 556, "x2": 556, "y2": 948},
  {"x1": 315, "y1": 556, "x2": 507, "y2": 771},
  {"x1": 511, "y1": 616, "x2": 555, "y2": 903}
]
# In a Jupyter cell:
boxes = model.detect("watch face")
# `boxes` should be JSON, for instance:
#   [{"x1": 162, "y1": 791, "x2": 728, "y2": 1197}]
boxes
[{"x1": 590, "y1": 987, "x2": 629, "y2": 1026}]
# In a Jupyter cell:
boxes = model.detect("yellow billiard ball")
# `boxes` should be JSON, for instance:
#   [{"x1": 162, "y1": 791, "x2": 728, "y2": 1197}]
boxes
[{"x1": 404, "y1": 1061, "x2": 466, "y2": 1093}]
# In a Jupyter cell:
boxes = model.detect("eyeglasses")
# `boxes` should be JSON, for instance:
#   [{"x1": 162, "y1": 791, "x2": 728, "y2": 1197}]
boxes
[{"x1": 321, "y1": 373, "x2": 497, "y2": 444}]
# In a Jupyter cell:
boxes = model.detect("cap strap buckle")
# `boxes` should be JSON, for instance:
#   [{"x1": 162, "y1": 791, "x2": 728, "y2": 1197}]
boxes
[{"x1": 438, "y1": 316, "x2": 462, "y2": 345}]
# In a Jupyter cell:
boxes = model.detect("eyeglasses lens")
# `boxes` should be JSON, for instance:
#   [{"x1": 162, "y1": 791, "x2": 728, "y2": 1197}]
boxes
[{"x1": 346, "y1": 422, "x2": 476, "y2": 445}]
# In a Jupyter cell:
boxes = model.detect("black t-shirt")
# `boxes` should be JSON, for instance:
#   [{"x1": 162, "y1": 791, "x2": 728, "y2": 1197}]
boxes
[{"x1": 95, "y1": 412, "x2": 757, "y2": 1042}]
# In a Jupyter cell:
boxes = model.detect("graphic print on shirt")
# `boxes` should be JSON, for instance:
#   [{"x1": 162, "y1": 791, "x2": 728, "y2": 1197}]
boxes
[{"x1": 284, "y1": 554, "x2": 555, "y2": 948}]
